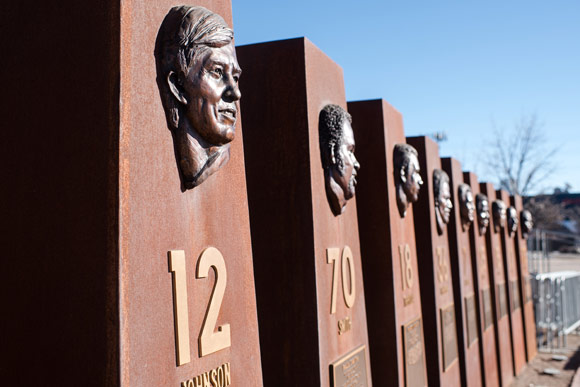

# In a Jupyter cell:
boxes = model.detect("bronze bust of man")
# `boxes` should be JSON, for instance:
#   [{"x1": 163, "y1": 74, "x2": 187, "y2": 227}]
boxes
[
  {"x1": 393, "y1": 143, "x2": 423, "y2": 218},
  {"x1": 319, "y1": 104, "x2": 360, "y2": 216},
  {"x1": 492, "y1": 200, "x2": 507, "y2": 233},
  {"x1": 476, "y1": 193, "x2": 490, "y2": 236},
  {"x1": 507, "y1": 206, "x2": 519, "y2": 237},
  {"x1": 520, "y1": 210, "x2": 533, "y2": 239},
  {"x1": 433, "y1": 169, "x2": 453, "y2": 235},
  {"x1": 458, "y1": 183, "x2": 475, "y2": 232},
  {"x1": 155, "y1": 6, "x2": 242, "y2": 189}
]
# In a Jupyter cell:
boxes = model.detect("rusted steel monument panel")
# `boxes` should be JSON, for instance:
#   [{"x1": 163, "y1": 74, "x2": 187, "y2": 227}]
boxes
[
  {"x1": 464, "y1": 173, "x2": 500, "y2": 387},
  {"x1": 512, "y1": 195, "x2": 538, "y2": 362},
  {"x1": 120, "y1": 2, "x2": 263, "y2": 386},
  {"x1": 442, "y1": 158, "x2": 483, "y2": 387},
  {"x1": 2, "y1": 2, "x2": 264, "y2": 386},
  {"x1": 349, "y1": 99, "x2": 428, "y2": 387},
  {"x1": 496, "y1": 190, "x2": 526, "y2": 375},
  {"x1": 238, "y1": 38, "x2": 372, "y2": 387},
  {"x1": 480, "y1": 184, "x2": 514, "y2": 386},
  {"x1": 407, "y1": 137, "x2": 461, "y2": 387}
]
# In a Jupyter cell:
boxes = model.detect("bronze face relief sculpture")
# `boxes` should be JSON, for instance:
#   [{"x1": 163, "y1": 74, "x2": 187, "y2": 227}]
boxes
[
  {"x1": 520, "y1": 210, "x2": 533, "y2": 239},
  {"x1": 393, "y1": 144, "x2": 423, "y2": 218},
  {"x1": 507, "y1": 206, "x2": 519, "y2": 237},
  {"x1": 476, "y1": 193, "x2": 490, "y2": 236},
  {"x1": 433, "y1": 169, "x2": 453, "y2": 235},
  {"x1": 492, "y1": 200, "x2": 507, "y2": 233},
  {"x1": 319, "y1": 104, "x2": 360, "y2": 216},
  {"x1": 458, "y1": 183, "x2": 475, "y2": 232},
  {"x1": 155, "y1": 6, "x2": 242, "y2": 189}
]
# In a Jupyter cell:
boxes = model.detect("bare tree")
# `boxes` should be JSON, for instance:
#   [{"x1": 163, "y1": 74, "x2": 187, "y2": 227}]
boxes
[
  {"x1": 485, "y1": 113, "x2": 558, "y2": 196},
  {"x1": 524, "y1": 196, "x2": 564, "y2": 230}
]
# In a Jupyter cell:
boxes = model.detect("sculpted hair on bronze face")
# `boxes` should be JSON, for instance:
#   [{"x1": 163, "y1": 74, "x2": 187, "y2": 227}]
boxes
[
  {"x1": 319, "y1": 104, "x2": 352, "y2": 170},
  {"x1": 393, "y1": 143, "x2": 418, "y2": 183},
  {"x1": 432, "y1": 169, "x2": 449, "y2": 200},
  {"x1": 458, "y1": 184, "x2": 469, "y2": 203},
  {"x1": 155, "y1": 6, "x2": 234, "y2": 130}
]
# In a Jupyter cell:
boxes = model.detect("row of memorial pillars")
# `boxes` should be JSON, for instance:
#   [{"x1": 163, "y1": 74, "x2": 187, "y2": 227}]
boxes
[
  {"x1": 238, "y1": 37, "x2": 537, "y2": 387},
  {"x1": 2, "y1": 1, "x2": 540, "y2": 385}
]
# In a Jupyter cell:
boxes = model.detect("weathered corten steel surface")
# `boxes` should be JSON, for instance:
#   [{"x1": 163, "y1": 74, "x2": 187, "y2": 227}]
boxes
[
  {"x1": 480, "y1": 184, "x2": 514, "y2": 386},
  {"x1": 118, "y1": 1, "x2": 262, "y2": 386},
  {"x1": 496, "y1": 190, "x2": 526, "y2": 376},
  {"x1": 442, "y1": 158, "x2": 483, "y2": 387},
  {"x1": 349, "y1": 100, "x2": 427, "y2": 387},
  {"x1": 511, "y1": 195, "x2": 538, "y2": 362},
  {"x1": 407, "y1": 137, "x2": 461, "y2": 387},
  {"x1": 238, "y1": 38, "x2": 372, "y2": 386},
  {"x1": 1, "y1": 1, "x2": 121, "y2": 384},
  {"x1": 464, "y1": 173, "x2": 500, "y2": 387}
]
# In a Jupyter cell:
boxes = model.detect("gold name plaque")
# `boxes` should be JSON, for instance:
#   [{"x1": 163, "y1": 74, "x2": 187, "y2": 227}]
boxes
[
  {"x1": 403, "y1": 317, "x2": 427, "y2": 387},
  {"x1": 440, "y1": 304, "x2": 458, "y2": 372},
  {"x1": 465, "y1": 294, "x2": 478, "y2": 347},
  {"x1": 329, "y1": 345, "x2": 368, "y2": 387},
  {"x1": 481, "y1": 287, "x2": 493, "y2": 330},
  {"x1": 498, "y1": 283, "x2": 508, "y2": 318}
]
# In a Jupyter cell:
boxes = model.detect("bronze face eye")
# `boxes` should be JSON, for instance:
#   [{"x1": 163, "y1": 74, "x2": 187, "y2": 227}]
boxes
[{"x1": 211, "y1": 67, "x2": 223, "y2": 79}]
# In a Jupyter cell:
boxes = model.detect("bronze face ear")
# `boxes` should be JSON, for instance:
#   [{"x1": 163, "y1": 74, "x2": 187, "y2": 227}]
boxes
[
  {"x1": 166, "y1": 71, "x2": 188, "y2": 105},
  {"x1": 400, "y1": 166, "x2": 407, "y2": 183}
]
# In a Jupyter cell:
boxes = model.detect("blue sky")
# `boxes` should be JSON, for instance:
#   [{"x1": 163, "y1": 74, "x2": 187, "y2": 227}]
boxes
[{"x1": 232, "y1": 0, "x2": 580, "y2": 194}]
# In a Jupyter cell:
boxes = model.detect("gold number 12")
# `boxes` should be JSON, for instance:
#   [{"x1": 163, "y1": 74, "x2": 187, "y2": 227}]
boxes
[{"x1": 169, "y1": 247, "x2": 231, "y2": 366}]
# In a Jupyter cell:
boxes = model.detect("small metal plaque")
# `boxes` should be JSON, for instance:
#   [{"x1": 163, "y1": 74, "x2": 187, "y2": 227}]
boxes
[
  {"x1": 403, "y1": 318, "x2": 427, "y2": 387},
  {"x1": 510, "y1": 280, "x2": 521, "y2": 311},
  {"x1": 329, "y1": 345, "x2": 368, "y2": 387},
  {"x1": 465, "y1": 295, "x2": 478, "y2": 347},
  {"x1": 440, "y1": 304, "x2": 458, "y2": 371},
  {"x1": 481, "y1": 287, "x2": 492, "y2": 330},
  {"x1": 498, "y1": 283, "x2": 508, "y2": 318}
]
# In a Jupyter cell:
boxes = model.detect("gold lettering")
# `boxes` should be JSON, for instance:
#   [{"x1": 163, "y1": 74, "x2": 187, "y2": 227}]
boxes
[
  {"x1": 327, "y1": 248, "x2": 340, "y2": 314},
  {"x1": 223, "y1": 363, "x2": 231, "y2": 386},
  {"x1": 210, "y1": 369, "x2": 217, "y2": 387},
  {"x1": 327, "y1": 246, "x2": 356, "y2": 314},
  {"x1": 479, "y1": 246, "x2": 487, "y2": 281},
  {"x1": 436, "y1": 246, "x2": 448, "y2": 283},
  {"x1": 338, "y1": 316, "x2": 352, "y2": 335},
  {"x1": 216, "y1": 366, "x2": 224, "y2": 387},
  {"x1": 169, "y1": 250, "x2": 191, "y2": 366},
  {"x1": 196, "y1": 248, "x2": 231, "y2": 357},
  {"x1": 399, "y1": 244, "x2": 413, "y2": 290},
  {"x1": 403, "y1": 294, "x2": 414, "y2": 306},
  {"x1": 341, "y1": 246, "x2": 356, "y2": 308},
  {"x1": 181, "y1": 362, "x2": 231, "y2": 387}
]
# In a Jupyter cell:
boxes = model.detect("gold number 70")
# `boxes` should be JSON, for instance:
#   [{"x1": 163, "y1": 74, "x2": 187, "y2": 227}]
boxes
[{"x1": 327, "y1": 246, "x2": 356, "y2": 314}]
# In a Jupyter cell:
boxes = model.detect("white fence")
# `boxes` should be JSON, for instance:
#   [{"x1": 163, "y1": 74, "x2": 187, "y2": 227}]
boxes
[
  {"x1": 529, "y1": 229, "x2": 580, "y2": 350},
  {"x1": 532, "y1": 271, "x2": 580, "y2": 350}
]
